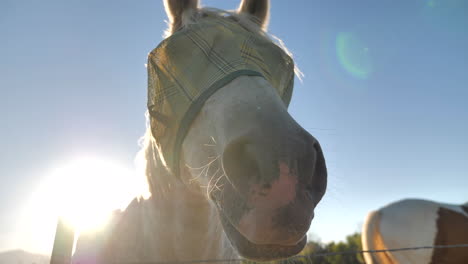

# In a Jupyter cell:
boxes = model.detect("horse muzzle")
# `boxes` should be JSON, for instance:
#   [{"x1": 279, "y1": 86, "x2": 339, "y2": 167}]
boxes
[{"x1": 218, "y1": 127, "x2": 327, "y2": 256}]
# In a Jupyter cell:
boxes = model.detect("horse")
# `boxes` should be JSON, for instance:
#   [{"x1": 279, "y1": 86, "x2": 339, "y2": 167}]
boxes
[
  {"x1": 72, "y1": 0, "x2": 327, "y2": 263},
  {"x1": 362, "y1": 199, "x2": 468, "y2": 264}
]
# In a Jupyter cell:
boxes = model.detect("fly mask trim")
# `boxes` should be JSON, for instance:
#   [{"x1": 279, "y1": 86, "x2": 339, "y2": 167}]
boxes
[{"x1": 147, "y1": 14, "x2": 295, "y2": 178}]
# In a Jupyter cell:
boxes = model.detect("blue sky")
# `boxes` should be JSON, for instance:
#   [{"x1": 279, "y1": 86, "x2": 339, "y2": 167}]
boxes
[{"x1": 1, "y1": 0, "x2": 467, "y2": 254}]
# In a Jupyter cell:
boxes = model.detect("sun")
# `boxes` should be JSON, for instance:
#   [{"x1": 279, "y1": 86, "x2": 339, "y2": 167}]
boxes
[
  {"x1": 49, "y1": 157, "x2": 137, "y2": 230},
  {"x1": 20, "y1": 156, "x2": 149, "y2": 254}
]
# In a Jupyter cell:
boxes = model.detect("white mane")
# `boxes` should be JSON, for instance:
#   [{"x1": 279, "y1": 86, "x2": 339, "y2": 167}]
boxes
[{"x1": 135, "y1": 112, "x2": 173, "y2": 197}]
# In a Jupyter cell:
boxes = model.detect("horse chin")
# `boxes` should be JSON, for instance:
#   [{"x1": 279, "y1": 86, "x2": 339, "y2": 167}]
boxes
[{"x1": 219, "y1": 212, "x2": 307, "y2": 261}]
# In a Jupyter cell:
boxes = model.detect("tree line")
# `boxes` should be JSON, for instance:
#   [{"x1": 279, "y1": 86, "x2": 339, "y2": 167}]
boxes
[{"x1": 244, "y1": 233, "x2": 365, "y2": 264}]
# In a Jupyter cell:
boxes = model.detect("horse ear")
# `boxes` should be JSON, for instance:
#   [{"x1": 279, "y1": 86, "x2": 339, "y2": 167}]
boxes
[
  {"x1": 164, "y1": 0, "x2": 199, "y2": 33},
  {"x1": 237, "y1": 0, "x2": 270, "y2": 30}
]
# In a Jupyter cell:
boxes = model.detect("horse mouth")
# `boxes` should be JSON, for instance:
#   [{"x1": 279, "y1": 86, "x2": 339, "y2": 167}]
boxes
[{"x1": 219, "y1": 211, "x2": 307, "y2": 261}]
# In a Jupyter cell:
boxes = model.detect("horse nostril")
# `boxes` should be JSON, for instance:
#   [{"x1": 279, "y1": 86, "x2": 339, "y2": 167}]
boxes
[
  {"x1": 309, "y1": 142, "x2": 327, "y2": 200},
  {"x1": 222, "y1": 139, "x2": 260, "y2": 189}
]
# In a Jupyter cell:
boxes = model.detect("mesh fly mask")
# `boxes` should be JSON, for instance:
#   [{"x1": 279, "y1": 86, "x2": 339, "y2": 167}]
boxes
[{"x1": 147, "y1": 14, "x2": 295, "y2": 178}]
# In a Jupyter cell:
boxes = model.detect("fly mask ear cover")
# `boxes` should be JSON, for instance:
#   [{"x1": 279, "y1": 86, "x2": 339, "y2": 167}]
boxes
[{"x1": 147, "y1": 15, "x2": 295, "y2": 178}]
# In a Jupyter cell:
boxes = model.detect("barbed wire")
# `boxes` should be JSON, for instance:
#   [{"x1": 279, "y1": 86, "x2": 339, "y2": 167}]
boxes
[{"x1": 115, "y1": 244, "x2": 468, "y2": 264}]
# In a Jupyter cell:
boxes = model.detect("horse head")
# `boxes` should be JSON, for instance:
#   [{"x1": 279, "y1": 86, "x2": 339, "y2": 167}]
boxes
[{"x1": 146, "y1": 0, "x2": 327, "y2": 260}]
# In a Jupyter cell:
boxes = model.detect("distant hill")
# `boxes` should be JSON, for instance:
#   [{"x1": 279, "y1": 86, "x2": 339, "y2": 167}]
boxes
[{"x1": 0, "y1": 249, "x2": 49, "y2": 264}]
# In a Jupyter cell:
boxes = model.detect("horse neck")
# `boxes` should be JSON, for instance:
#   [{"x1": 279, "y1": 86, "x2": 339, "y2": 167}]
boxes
[
  {"x1": 116, "y1": 172, "x2": 235, "y2": 261},
  {"x1": 150, "y1": 183, "x2": 233, "y2": 261},
  {"x1": 112, "y1": 123, "x2": 237, "y2": 261}
]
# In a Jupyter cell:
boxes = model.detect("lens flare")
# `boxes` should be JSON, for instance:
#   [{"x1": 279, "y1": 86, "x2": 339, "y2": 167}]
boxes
[{"x1": 336, "y1": 32, "x2": 373, "y2": 80}]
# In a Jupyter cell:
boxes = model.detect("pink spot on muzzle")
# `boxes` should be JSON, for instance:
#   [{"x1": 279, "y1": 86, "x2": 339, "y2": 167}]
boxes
[{"x1": 237, "y1": 162, "x2": 302, "y2": 245}]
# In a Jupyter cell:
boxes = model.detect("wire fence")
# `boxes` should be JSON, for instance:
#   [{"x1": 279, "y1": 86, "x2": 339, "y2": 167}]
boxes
[{"x1": 114, "y1": 244, "x2": 468, "y2": 264}]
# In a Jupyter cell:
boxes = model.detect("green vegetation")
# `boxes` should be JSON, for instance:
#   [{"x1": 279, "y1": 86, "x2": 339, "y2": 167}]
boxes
[{"x1": 244, "y1": 233, "x2": 365, "y2": 264}]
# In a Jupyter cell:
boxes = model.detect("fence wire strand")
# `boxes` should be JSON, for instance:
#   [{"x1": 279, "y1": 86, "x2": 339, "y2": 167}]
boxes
[{"x1": 115, "y1": 244, "x2": 468, "y2": 264}]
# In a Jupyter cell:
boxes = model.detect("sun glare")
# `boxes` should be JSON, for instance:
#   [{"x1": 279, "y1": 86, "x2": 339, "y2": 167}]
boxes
[{"x1": 21, "y1": 156, "x2": 149, "y2": 254}]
